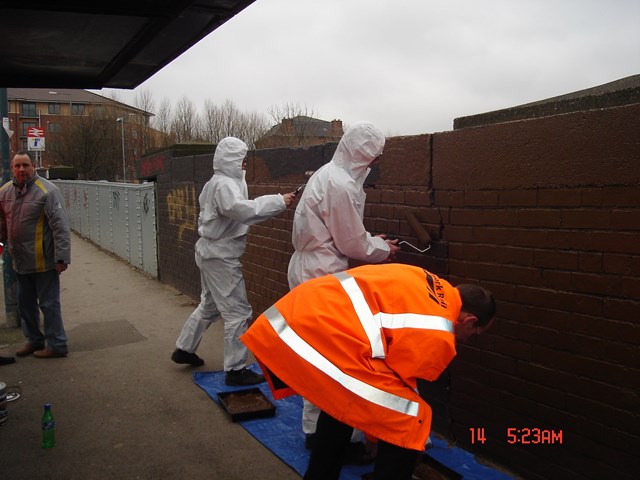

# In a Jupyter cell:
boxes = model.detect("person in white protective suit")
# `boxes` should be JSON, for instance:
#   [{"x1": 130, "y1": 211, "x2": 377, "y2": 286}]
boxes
[
  {"x1": 172, "y1": 137, "x2": 296, "y2": 386},
  {"x1": 287, "y1": 121, "x2": 400, "y2": 456}
]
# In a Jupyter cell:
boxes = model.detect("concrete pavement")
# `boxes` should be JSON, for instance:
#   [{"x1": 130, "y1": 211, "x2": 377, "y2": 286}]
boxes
[{"x1": 0, "y1": 232, "x2": 300, "y2": 480}]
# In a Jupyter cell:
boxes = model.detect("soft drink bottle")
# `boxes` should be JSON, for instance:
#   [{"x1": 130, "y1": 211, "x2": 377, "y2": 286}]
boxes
[{"x1": 41, "y1": 403, "x2": 55, "y2": 448}]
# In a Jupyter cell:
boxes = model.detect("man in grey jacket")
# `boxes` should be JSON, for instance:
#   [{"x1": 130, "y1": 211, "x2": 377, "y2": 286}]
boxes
[{"x1": 0, "y1": 151, "x2": 71, "y2": 358}]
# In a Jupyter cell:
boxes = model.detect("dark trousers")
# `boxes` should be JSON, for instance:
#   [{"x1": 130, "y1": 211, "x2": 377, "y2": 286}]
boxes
[
  {"x1": 16, "y1": 270, "x2": 67, "y2": 352},
  {"x1": 304, "y1": 410, "x2": 420, "y2": 480}
]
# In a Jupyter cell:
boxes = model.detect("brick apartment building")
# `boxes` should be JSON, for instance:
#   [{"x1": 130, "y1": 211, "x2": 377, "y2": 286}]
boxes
[
  {"x1": 255, "y1": 116, "x2": 344, "y2": 149},
  {"x1": 6, "y1": 88, "x2": 153, "y2": 180}
]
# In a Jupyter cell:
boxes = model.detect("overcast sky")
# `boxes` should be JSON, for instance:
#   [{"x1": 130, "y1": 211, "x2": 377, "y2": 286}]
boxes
[{"x1": 97, "y1": 0, "x2": 639, "y2": 136}]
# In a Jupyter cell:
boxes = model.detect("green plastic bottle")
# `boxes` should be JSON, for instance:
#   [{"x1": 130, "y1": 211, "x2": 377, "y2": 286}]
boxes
[{"x1": 41, "y1": 403, "x2": 55, "y2": 448}]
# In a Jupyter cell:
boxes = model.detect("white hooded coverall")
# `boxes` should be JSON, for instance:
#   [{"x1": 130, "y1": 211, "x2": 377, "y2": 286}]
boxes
[
  {"x1": 287, "y1": 121, "x2": 391, "y2": 434},
  {"x1": 176, "y1": 137, "x2": 287, "y2": 371}
]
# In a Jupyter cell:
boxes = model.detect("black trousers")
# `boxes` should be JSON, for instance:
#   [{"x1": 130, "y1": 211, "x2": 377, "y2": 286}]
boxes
[{"x1": 304, "y1": 410, "x2": 420, "y2": 480}]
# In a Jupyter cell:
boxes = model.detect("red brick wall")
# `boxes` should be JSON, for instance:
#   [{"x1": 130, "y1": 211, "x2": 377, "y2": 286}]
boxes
[
  {"x1": 429, "y1": 104, "x2": 640, "y2": 480},
  {"x1": 156, "y1": 102, "x2": 639, "y2": 480}
]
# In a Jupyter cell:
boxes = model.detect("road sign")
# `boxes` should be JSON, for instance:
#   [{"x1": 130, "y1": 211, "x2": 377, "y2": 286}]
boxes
[
  {"x1": 27, "y1": 127, "x2": 44, "y2": 137},
  {"x1": 27, "y1": 126, "x2": 45, "y2": 151},
  {"x1": 28, "y1": 137, "x2": 45, "y2": 151}
]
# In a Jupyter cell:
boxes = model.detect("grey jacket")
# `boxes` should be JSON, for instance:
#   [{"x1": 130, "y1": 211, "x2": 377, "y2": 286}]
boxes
[{"x1": 0, "y1": 174, "x2": 70, "y2": 274}]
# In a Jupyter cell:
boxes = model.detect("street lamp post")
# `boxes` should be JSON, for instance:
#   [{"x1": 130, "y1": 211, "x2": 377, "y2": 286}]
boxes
[{"x1": 116, "y1": 117, "x2": 126, "y2": 181}]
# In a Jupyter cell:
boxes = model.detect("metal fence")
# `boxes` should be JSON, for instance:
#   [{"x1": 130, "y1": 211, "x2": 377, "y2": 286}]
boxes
[{"x1": 55, "y1": 180, "x2": 158, "y2": 278}]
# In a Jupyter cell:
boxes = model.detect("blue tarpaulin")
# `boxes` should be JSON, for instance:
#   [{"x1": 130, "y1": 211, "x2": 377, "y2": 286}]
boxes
[{"x1": 193, "y1": 365, "x2": 514, "y2": 480}]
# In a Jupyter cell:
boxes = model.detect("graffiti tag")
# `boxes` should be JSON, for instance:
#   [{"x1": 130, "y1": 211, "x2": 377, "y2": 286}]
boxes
[{"x1": 167, "y1": 186, "x2": 197, "y2": 241}]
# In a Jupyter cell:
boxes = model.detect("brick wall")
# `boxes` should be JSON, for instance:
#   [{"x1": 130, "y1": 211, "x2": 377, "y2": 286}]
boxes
[
  {"x1": 156, "y1": 102, "x2": 639, "y2": 480},
  {"x1": 430, "y1": 104, "x2": 640, "y2": 480}
]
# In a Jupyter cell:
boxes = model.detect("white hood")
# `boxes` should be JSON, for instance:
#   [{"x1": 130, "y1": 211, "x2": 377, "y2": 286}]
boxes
[
  {"x1": 213, "y1": 137, "x2": 248, "y2": 180},
  {"x1": 331, "y1": 121, "x2": 385, "y2": 183}
]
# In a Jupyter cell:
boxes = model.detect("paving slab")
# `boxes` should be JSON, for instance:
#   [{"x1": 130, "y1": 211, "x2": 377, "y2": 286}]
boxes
[{"x1": 0, "y1": 232, "x2": 300, "y2": 480}]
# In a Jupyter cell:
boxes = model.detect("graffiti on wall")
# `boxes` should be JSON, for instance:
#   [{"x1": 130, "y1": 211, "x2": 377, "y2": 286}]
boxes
[
  {"x1": 143, "y1": 192, "x2": 152, "y2": 218},
  {"x1": 139, "y1": 152, "x2": 168, "y2": 178},
  {"x1": 167, "y1": 186, "x2": 197, "y2": 241}
]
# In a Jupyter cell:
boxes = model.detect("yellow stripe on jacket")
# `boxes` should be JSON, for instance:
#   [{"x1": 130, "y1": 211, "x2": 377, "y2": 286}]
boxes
[{"x1": 33, "y1": 179, "x2": 49, "y2": 272}]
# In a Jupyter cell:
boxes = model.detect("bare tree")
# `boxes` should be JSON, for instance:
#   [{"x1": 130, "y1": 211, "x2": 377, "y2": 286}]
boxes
[
  {"x1": 145, "y1": 96, "x2": 270, "y2": 149},
  {"x1": 48, "y1": 108, "x2": 120, "y2": 180},
  {"x1": 154, "y1": 98, "x2": 174, "y2": 146},
  {"x1": 171, "y1": 96, "x2": 198, "y2": 143},
  {"x1": 201, "y1": 99, "x2": 224, "y2": 144},
  {"x1": 267, "y1": 101, "x2": 317, "y2": 124},
  {"x1": 104, "y1": 89, "x2": 121, "y2": 103},
  {"x1": 221, "y1": 99, "x2": 242, "y2": 138},
  {"x1": 199, "y1": 98, "x2": 269, "y2": 149},
  {"x1": 239, "y1": 111, "x2": 270, "y2": 149},
  {"x1": 134, "y1": 89, "x2": 155, "y2": 113},
  {"x1": 133, "y1": 89, "x2": 157, "y2": 154}
]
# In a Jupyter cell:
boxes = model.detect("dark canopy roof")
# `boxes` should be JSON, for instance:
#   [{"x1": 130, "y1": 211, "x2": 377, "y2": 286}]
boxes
[{"x1": 0, "y1": 1, "x2": 255, "y2": 89}]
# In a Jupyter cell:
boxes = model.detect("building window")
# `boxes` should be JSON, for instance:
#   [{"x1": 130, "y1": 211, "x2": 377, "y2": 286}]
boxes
[
  {"x1": 22, "y1": 102, "x2": 37, "y2": 117},
  {"x1": 71, "y1": 103, "x2": 85, "y2": 116},
  {"x1": 48, "y1": 103, "x2": 61, "y2": 114},
  {"x1": 22, "y1": 121, "x2": 37, "y2": 136},
  {"x1": 22, "y1": 140, "x2": 28, "y2": 151},
  {"x1": 48, "y1": 122, "x2": 61, "y2": 133}
]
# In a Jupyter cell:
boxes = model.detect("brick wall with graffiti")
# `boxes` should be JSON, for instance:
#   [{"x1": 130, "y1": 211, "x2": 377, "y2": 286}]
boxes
[{"x1": 154, "y1": 102, "x2": 639, "y2": 480}]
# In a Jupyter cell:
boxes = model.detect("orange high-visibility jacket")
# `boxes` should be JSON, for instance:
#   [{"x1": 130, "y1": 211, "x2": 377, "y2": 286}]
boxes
[{"x1": 241, "y1": 263, "x2": 461, "y2": 451}]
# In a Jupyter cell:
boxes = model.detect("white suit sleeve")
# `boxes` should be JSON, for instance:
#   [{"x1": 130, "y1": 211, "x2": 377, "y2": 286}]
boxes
[
  {"x1": 216, "y1": 182, "x2": 286, "y2": 225},
  {"x1": 324, "y1": 187, "x2": 389, "y2": 263}
]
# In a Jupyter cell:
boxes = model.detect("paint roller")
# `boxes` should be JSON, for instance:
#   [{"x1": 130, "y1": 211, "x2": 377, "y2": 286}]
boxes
[
  {"x1": 388, "y1": 212, "x2": 432, "y2": 253},
  {"x1": 405, "y1": 212, "x2": 431, "y2": 250}
]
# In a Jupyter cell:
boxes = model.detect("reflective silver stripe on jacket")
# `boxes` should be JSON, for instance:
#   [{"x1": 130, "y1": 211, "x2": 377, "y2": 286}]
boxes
[
  {"x1": 333, "y1": 271, "x2": 386, "y2": 358},
  {"x1": 376, "y1": 312, "x2": 454, "y2": 332},
  {"x1": 264, "y1": 305, "x2": 420, "y2": 417},
  {"x1": 332, "y1": 271, "x2": 454, "y2": 360}
]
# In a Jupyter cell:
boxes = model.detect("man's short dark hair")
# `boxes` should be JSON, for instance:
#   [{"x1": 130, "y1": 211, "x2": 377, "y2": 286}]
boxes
[
  {"x1": 457, "y1": 284, "x2": 496, "y2": 326},
  {"x1": 14, "y1": 150, "x2": 35, "y2": 163}
]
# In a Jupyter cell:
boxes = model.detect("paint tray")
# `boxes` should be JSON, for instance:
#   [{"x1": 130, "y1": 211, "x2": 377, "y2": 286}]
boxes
[
  {"x1": 362, "y1": 452, "x2": 462, "y2": 480},
  {"x1": 412, "y1": 454, "x2": 463, "y2": 480},
  {"x1": 217, "y1": 388, "x2": 276, "y2": 422}
]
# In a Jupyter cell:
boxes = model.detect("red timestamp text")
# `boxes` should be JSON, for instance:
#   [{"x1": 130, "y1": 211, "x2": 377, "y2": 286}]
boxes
[
  {"x1": 507, "y1": 427, "x2": 563, "y2": 445},
  {"x1": 469, "y1": 427, "x2": 563, "y2": 445}
]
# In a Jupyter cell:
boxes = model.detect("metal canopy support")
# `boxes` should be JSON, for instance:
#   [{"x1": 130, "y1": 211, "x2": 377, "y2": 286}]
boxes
[{"x1": 0, "y1": 88, "x2": 19, "y2": 328}]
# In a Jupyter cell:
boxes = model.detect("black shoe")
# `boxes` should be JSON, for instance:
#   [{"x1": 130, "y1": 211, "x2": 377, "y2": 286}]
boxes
[
  {"x1": 171, "y1": 348, "x2": 204, "y2": 366},
  {"x1": 305, "y1": 433, "x2": 316, "y2": 450},
  {"x1": 0, "y1": 355, "x2": 16, "y2": 365},
  {"x1": 225, "y1": 367, "x2": 265, "y2": 386}
]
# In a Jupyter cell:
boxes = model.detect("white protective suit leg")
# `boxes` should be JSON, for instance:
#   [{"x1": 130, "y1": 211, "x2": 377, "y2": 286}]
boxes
[
  {"x1": 303, "y1": 398, "x2": 362, "y2": 441},
  {"x1": 198, "y1": 255, "x2": 253, "y2": 372},
  {"x1": 302, "y1": 398, "x2": 321, "y2": 434},
  {"x1": 175, "y1": 268, "x2": 223, "y2": 353}
]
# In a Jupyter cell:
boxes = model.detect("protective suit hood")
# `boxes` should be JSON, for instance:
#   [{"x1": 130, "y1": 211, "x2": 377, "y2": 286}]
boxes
[
  {"x1": 287, "y1": 120, "x2": 390, "y2": 291},
  {"x1": 331, "y1": 121, "x2": 385, "y2": 182},
  {"x1": 213, "y1": 137, "x2": 248, "y2": 180}
]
